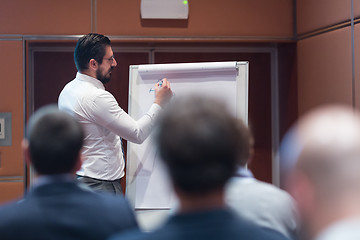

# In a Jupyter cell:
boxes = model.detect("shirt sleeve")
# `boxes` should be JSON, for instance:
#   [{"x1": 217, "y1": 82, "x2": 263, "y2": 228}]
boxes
[{"x1": 88, "y1": 91, "x2": 161, "y2": 144}]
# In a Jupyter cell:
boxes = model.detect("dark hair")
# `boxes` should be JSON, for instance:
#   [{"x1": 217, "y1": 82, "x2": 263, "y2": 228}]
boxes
[
  {"x1": 26, "y1": 105, "x2": 84, "y2": 175},
  {"x1": 74, "y1": 33, "x2": 111, "y2": 72},
  {"x1": 155, "y1": 95, "x2": 240, "y2": 195}
]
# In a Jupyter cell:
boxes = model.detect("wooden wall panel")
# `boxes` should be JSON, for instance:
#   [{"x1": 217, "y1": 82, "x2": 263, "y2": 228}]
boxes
[
  {"x1": 0, "y1": 0, "x2": 91, "y2": 35},
  {"x1": 354, "y1": 24, "x2": 360, "y2": 110},
  {"x1": 0, "y1": 182, "x2": 24, "y2": 204},
  {"x1": 0, "y1": 41, "x2": 24, "y2": 176},
  {"x1": 297, "y1": 27, "x2": 352, "y2": 115},
  {"x1": 297, "y1": 0, "x2": 350, "y2": 35},
  {"x1": 355, "y1": 1, "x2": 360, "y2": 18},
  {"x1": 33, "y1": 51, "x2": 77, "y2": 110},
  {"x1": 97, "y1": 0, "x2": 293, "y2": 37},
  {"x1": 278, "y1": 43, "x2": 297, "y2": 138}
]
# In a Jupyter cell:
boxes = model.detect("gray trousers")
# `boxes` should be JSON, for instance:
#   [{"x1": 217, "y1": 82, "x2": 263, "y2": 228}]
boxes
[{"x1": 77, "y1": 176, "x2": 123, "y2": 195}]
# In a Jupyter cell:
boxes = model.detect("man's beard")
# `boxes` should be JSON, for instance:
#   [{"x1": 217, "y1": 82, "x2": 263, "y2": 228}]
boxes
[{"x1": 96, "y1": 68, "x2": 113, "y2": 84}]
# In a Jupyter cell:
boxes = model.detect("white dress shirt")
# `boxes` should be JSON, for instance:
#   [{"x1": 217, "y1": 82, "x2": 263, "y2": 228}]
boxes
[
  {"x1": 316, "y1": 218, "x2": 360, "y2": 240},
  {"x1": 225, "y1": 167, "x2": 298, "y2": 238},
  {"x1": 58, "y1": 72, "x2": 161, "y2": 180}
]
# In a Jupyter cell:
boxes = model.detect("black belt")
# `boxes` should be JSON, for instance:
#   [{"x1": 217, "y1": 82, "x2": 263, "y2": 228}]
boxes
[{"x1": 77, "y1": 175, "x2": 121, "y2": 183}]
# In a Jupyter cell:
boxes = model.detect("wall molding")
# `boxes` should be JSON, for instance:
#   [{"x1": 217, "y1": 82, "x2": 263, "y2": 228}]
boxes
[
  {"x1": 0, "y1": 176, "x2": 24, "y2": 183},
  {"x1": 91, "y1": 0, "x2": 97, "y2": 33},
  {"x1": 0, "y1": 34, "x2": 296, "y2": 43},
  {"x1": 351, "y1": 0, "x2": 356, "y2": 108},
  {"x1": 298, "y1": 18, "x2": 360, "y2": 41}
]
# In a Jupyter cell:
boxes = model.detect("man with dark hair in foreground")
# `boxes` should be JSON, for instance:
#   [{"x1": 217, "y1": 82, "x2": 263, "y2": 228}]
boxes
[
  {"x1": 0, "y1": 106, "x2": 138, "y2": 240},
  {"x1": 109, "y1": 95, "x2": 290, "y2": 240}
]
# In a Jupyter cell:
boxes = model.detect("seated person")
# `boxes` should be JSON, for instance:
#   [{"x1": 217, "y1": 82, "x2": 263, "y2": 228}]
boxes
[
  {"x1": 282, "y1": 105, "x2": 360, "y2": 240},
  {"x1": 225, "y1": 121, "x2": 298, "y2": 239},
  {"x1": 0, "y1": 105, "x2": 138, "y2": 240},
  {"x1": 109, "y1": 95, "x2": 290, "y2": 240}
]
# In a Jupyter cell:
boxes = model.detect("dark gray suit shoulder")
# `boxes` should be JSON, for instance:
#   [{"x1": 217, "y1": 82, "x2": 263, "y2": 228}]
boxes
[{"x1": 0, "y1": 181, "x2": 138, "y2": 240}]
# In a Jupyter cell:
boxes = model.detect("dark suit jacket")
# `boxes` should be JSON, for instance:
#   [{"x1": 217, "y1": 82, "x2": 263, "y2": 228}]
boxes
[
  {"x1": 0, "y1": 179, "x2": 138, "y2": 240},
  {"x1": 109, "y1": 208, "x2": 290, "y2": 240}
]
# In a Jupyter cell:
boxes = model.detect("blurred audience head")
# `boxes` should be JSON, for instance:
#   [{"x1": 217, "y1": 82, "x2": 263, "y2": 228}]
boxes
[
  {"x1": 155, "y1": 95, "x2": 240, "y2": 196},
  {"x1": 281, "y1": 105, "x2": 360, "y2": 238},
  {"x1": 24, "y1": 105, "x2": 84, "y2": 175}
]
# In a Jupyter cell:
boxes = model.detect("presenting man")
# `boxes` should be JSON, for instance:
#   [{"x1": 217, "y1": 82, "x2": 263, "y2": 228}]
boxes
[{"x1": 58, "y1": 33, "x2": 172, "y2": 194}]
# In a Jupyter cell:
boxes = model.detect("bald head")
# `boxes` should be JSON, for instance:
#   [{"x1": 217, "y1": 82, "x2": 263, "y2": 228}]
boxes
[
  {"x1": 281, "y1": 106, "x2": 360, "y2": 236},
  {"x1": 282, "y1": 105, "x2": 360, "y2": 237},
  {"x1": 286, "y1": 106, "x2": 360, "y2": 197}
]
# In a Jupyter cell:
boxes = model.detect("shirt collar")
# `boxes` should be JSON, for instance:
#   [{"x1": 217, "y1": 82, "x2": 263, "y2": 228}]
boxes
[
  {"x1": 236, "y1": 166, "x2": 254, "y2": 178},
  {"x1": 76, "y1": 72, "x2": 105, "y2": 90}
]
